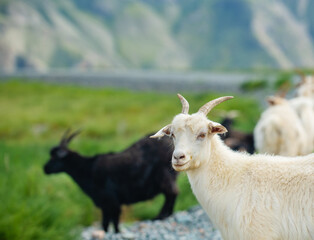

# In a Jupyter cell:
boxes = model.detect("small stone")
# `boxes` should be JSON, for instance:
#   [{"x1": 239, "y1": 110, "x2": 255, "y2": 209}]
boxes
[
  {"x1": 122, "y1": 232, "x2": 136, "y2": 240},
  {"x1": 91, "y1": 230, "x2": 105, "y2": 240},
  {"x1": 175, "y1": 213, "x2": 192, "y2": 224}
]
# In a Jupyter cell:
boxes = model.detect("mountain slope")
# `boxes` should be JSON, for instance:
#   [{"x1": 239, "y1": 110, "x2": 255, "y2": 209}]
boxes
[
  {"x1": 250, "y1": 0, "x2": 314, "y2": 69},
  {"x1": 0, "y1": 0, "x2": 189, "y2": 72},
  {"x1": 0, "y1": 0, "x2": 313, "y2": 72}
]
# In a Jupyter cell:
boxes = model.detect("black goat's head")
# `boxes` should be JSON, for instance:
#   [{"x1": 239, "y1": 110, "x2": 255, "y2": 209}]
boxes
[{"x1": 44, "y1": 129, "x2": 81, "y2": 174}]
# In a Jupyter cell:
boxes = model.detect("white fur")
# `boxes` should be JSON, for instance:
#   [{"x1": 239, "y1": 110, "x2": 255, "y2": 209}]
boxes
[
  {"x1": 290, "y1": 75, "x2": 314, "y2": 153},
  {"x1": 152, "y1": 98, "x2": 314, "y2": 240},
  {"x1": 254, "y1": 97, "x2": 309, "y2": 156},
  {"x1": 290, "y1": 97, "x2": 314, "y2": 152}
]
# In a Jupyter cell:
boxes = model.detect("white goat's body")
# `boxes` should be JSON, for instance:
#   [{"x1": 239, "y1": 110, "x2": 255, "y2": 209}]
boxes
[
  {"x1": 290, "y1": 97, "x2": 314, "y2": 153},
  {"x1": 254, "y1": 100, "x2": 308, "y2": 156},
  {"x1": 187, "y1": 135, "x2": 314, "y2": 240}
]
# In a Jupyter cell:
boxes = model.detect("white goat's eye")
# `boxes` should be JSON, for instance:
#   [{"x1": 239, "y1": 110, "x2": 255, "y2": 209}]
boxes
[
  {"x1": 197, "y1": 133, "x2": 206, "y2": 139},
  {"x1": 171, "y1": 133, "x2": 175, "y2": 139}
]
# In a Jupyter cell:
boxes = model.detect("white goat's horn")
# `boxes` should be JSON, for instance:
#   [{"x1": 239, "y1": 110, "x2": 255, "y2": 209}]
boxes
[
  {"x1": 198, "y1": 96, "x2": 234, "y2": 116},
  {"x1": 177, "y1": 94, "x2": 189, "y2": 114}
]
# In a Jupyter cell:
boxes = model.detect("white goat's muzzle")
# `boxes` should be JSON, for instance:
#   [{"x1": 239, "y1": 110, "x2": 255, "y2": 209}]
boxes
[{"x1": 172, "y1": 150, "x2": 190, "y2": 170}]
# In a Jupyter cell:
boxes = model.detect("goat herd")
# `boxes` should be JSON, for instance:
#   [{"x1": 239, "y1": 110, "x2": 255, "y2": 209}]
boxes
[{"x1": 44, "y1": 75, "x2": 314, "y2": 240}]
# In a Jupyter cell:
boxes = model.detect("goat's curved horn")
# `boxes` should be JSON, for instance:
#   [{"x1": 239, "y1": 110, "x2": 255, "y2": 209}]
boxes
[
  {"x1": 177, "y1": 94, "x2": 189, "y2": 114},
  {"x1": 277, "y1": 89, "x2": 288, "y2": 98},
  {"x1": 198, "y1": 96, "x2": 234, "y2": 116},
  {"x1": 60, "y1": 128, "x2": 71, "y2": 146},
  {"x1": 66, "y1": 129, "x2": 82, "y2": 144},
  {"x1": 295, "y1": 69, "x2": 306, "y2": 83}
]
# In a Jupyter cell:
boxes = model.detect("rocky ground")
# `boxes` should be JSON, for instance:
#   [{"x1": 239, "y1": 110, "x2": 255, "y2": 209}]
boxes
[{"x1": 81, "y1": 206, "x2": 222, "y2": 240}]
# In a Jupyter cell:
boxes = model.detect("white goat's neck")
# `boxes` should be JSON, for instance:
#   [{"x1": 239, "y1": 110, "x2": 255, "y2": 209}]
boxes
[
  {"x1": 186, "y1": 135, "x2": 244, "y2": 232},
  {"x1": 186, "y1": 134, "x2": 239, "y2": 186}
]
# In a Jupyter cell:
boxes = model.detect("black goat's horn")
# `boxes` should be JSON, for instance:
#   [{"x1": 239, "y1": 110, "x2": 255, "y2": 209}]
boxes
[
  {"x1": 198, "y1": 96, "x2": 234, "y2": 116},
  {"x1": 60, "y1": 128, "x2": 71, "y2": 146},
  {"x1": 65, "y1": 129, "x2": 82, "y2": 144}
]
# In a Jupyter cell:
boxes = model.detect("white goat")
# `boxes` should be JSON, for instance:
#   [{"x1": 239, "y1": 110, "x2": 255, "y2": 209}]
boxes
[
  {"x1": 151, "y1": 94, "x2": 314, "y2": 240},
  {"x1": 289, "y1": 74, "x2": 314, "y2": 152},
  {"x1": 254, "y1": 96, "x2": 309, "y2": 156}
]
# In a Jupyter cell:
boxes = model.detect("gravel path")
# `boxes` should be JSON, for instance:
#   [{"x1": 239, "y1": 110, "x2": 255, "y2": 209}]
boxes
[{"x1": 81, "y1": 206, "x2": 222, "y2": 240}]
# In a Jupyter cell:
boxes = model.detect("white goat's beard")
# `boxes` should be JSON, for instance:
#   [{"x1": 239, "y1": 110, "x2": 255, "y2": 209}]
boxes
[
  {"x1": 171, "y1": 157, "x2": 190, "y2": 171},
  {"x1": 172, "y1": 156, "x2": 202, "y2": 171}
]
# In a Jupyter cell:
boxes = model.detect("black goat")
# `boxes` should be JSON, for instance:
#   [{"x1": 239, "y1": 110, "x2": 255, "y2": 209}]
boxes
[
  {"x1": 220, "y1": 117, "x2": 255, "y2": 154},
  {"x1": 44, "y1": 130, "x2": 178, "y2": 233}
]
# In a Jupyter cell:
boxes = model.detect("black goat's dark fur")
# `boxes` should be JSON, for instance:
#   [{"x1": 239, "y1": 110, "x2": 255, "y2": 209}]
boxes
[
  {"x1": 44, "y1": 131, "x2": 178, "y2": 233},
  {"x1": 220, "y1": 117, "x2": 255, "y2": 154}
]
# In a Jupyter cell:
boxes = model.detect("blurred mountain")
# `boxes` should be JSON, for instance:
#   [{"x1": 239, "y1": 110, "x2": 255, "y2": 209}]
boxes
[{"x1": 0, "y1": 0, "x2": 314, "y2": 72}]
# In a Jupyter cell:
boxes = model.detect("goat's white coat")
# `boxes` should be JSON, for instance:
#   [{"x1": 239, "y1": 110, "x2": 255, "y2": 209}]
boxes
[
  {"x1": 254, "y1": 97, "x2": 309, "y2": 156},
  {"x1": 290, "y1": 75, "x2": 314, "y2": 153},
  {"x1": 290, "y1": 97, "x2": 314, "y2": 152},
  {"x1": 153, "y1": 98, "x2": 314, "y2": 240},
  {"x1": 187, "y1": 135, "x2": 314, "y2": 240}
]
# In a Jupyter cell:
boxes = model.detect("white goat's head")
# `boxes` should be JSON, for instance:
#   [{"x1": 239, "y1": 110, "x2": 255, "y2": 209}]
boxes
[
  {"x1": 151, "y1": 94, "x2": 233, "y2": 171},
  {"x1": 266, "y1": 96, "x2": 288, "y2": 106},
  {"x1": 296, "y1": 75, "x2": 314, "y2": 98}
]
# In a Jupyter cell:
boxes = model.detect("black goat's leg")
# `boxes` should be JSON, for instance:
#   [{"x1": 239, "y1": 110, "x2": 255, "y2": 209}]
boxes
[
  {"x1": 112, "y1": 207, "x2": 121, "y2": 233},
  {"x1": 101, "y1": 209, "x2": 110, "y2": 232},
  {"x1": 155, "y1": 179, "x2": 179, "y2": 220},
  {"x1": 155, "y1": 192, "x2": 177, "y2": 219}
]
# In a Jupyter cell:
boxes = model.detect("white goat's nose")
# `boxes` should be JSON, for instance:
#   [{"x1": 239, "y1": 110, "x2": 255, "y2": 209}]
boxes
[{"x1": 173, "y1": 150, "x2": 186, "y2": 160}]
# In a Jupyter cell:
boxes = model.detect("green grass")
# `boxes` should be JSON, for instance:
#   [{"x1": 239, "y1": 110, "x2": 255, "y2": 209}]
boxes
[
  {"x1": 0, "y1": 80, "x2": 261, "y2": 240},
  {"x1": 240, "y1": 79, "x2": 268, "y2": 91}
]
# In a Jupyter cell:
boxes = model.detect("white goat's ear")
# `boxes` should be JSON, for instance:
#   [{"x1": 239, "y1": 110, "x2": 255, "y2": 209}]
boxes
[
  {"x1": 150, "y1": 124, "x2": 172, "y2": 138},
  {"x1": 209, "y1": 122, "x2": 228, "y2": 135}
]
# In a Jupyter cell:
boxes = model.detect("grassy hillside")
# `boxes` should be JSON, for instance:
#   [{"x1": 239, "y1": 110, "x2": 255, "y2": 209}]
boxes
[{"x1": 0, "y1": 80, "x2": 261, "y2": 240}]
